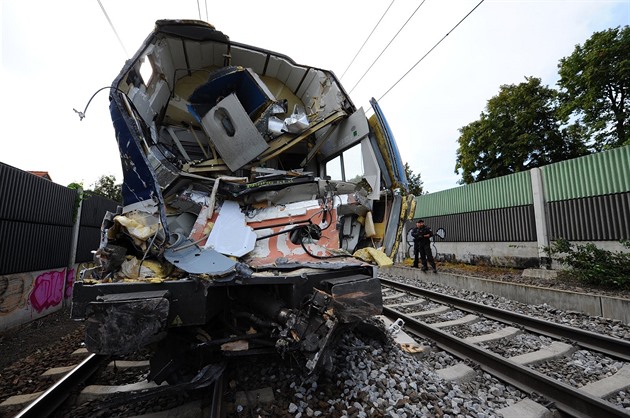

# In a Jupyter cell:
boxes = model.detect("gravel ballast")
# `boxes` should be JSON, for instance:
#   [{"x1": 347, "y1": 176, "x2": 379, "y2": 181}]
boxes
[{"x1": 2, "y1": 265, "x2": 630, "y2": 417}]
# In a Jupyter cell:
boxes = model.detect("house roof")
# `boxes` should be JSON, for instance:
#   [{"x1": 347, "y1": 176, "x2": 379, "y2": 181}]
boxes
[{"x1": 28, "y1": 171, "x2": 52, "y2": 181}]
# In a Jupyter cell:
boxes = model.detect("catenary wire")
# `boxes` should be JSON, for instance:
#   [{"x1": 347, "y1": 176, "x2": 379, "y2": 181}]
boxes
[
  {"x1": 377, "y1": 0, "x2": 486, "y2": 102},
  {"x1": 348, "y1": 0, "x2": 428, "y2": 94},
  {"x1": 96, "y1": 0, "x2": 129, "y2": 58},
  {"x1": 340, "y1": 0, "x2": 396, "y2": 81}
]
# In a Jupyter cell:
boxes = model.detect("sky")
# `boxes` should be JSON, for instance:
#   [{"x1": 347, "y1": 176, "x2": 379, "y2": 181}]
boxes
[{"x1": 1, "y1": 0, "x2": 629, "y2": 193}]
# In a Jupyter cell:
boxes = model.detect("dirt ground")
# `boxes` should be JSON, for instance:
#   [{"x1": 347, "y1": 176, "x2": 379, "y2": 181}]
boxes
[{"x1": 0, "y1": 306, "x2": 84, "y2": 371}]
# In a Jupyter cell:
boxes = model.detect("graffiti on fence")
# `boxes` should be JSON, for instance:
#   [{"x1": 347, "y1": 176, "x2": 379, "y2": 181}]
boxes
[
  {"x1": 29, "y1": 270, "x2": 66, "y2": 313},
  {"x1": 0, "y1": 265, "x2": 89, "y2": 317},
  {"x1": 0, "y1": 275, "x2": 27, "y2": 315}
]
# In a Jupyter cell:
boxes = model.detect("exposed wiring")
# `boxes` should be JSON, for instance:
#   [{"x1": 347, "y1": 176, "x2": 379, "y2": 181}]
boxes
[
  {"x1": 255, "y1": 224, "x2": 304, "y2": 241},
  {"x1": 73, "y1": 86, "x2": 128, "y2": 121},
  {"x1": 137, "y1": 229, "x2": 160, "y2": 276}
]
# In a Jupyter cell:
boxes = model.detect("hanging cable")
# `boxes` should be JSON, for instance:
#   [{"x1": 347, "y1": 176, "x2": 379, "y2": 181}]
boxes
[
  {"x1": 340, "y1": 0, "x2": 396, "y2": 81},
  {"x1": 348, "y1": 0, "x2": 428, "y2": 94},
  {"x1": 378, "y1": 0, "x2": 485, "y2": 101},
  {"x1": 196, "y1": 0, "x2": 202, "y2": 20},
  {"x1": 73, "y1": 86, "x2": 129, "y2": 120},
  {"x1": 96, "y1": 0, "x2": 129, "y2": 58}
]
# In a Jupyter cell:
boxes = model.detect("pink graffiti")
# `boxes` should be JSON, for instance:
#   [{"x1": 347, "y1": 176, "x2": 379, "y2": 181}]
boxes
[{"x1": 29, "y1": 270, "x2": 66, "y2": 313}]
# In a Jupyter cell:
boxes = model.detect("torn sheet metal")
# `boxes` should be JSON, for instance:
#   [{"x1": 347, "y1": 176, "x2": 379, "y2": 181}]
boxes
[
  {"x1": 164, "y1": 239, "x2": 236, "y2": 275},
  {"x1": 205, "y1": 200, "x2": 256, "y2": 257},
  {"x1": 199, "y1": 93, "x2": 269, "y2": 171}
]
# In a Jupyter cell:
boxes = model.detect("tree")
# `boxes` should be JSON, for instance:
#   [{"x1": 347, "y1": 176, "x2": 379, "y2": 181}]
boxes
[
  {"x1": 557, "y1": 26, "x2": 630, "y2": 150},
  {"x1": 90, "y1": 175, "x2": 122, "y2": 202},
  {"x1": 455, "y1": 77, "x2": 588, "y2": 184},
  {"x1": 404, "y1": 163, "x2": 424, "y2": 195}
]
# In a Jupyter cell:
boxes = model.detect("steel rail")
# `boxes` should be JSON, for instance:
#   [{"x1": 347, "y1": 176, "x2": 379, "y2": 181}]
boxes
[
  {"x1": 383, "y1": 307, "x2": 630, "y2": 418},
  {"x1": 14, "y1": 353, "x2": 106, "y2": 418},
  {"x1": 380, "y1": 278, "x2": 630, "y2": 361}
]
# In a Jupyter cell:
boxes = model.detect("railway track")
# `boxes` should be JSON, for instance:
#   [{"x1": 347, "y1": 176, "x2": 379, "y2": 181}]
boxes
[
  {"x1": 380, "y1": 276, "x2": 630, "y2": 418},
  {"x1": 3, "y1": 276, "x2": 630, "y2": 417},
  {"x1": 2, "y1": 349, "x2": 225, "y2": 417},
  {"x1": 11, "y1": 353, "x2": 104, "y2": 418}
]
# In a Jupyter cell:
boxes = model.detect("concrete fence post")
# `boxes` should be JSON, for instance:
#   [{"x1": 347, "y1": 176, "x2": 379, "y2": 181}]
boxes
[
  {"x1": 65, "y1": 187, "x2": 83, "y2": 307},
  {"x1": 530, "y1": 168, "x2": 550, "y2": 268}
]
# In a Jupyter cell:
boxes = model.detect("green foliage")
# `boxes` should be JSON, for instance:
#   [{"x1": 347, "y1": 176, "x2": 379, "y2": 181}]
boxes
[
  {"x1": 547, "y1": 238, "x2": 630, "y2": 289},
  {"x1": 404, "y1": 162, "x2": 424, "y2": 195},
  {"x1": 455, "y1": 25, "x2": 629, "y2": 184},
  {"x1": 66, "y1": 182, "x2": 84, "y2": 191},
  {"x1": 557, "y1": 26, "x2": 630, "y2": 150},
  {"x1": 455, "y1": 77, "x2": 588, "y2": 184},
  {"x1": 89, "y1": 175, "x2": 122, "y2": 202},
  {"x1": 66, "y1": 182, "x2": 85, "y2": 221}
]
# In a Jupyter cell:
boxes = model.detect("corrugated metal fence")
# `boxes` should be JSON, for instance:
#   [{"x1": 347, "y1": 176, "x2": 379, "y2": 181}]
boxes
[
  {"x1": 0, "y1": 162, "x2": 118, "y2": 276},
  {"x1": 412, "y1": 145, "x2": 630, "y2": 245}
]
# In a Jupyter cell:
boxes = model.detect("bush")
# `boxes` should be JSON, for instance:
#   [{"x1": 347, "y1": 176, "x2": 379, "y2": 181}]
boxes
[{"x1": 548, "y1": 239, "x2": 630, "y2": 289}]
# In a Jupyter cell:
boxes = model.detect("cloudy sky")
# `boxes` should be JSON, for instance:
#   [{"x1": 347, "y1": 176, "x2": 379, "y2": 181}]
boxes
[{"x1": 1, "y1": 0, "x2": 628, "y2": 192}]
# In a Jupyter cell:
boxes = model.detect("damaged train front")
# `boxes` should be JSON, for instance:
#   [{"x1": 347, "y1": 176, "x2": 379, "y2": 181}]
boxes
[{"x1": 71, "y1": 19, "x2": 411, "y2": 384}]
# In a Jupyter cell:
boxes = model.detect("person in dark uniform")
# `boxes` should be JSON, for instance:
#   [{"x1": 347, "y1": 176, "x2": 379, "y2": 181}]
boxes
[{"x1": 411, "y1": 219, "x2": 437, "y2": 272}]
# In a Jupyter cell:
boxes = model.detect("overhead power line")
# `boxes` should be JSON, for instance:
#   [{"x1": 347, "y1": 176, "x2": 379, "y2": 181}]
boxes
[
  {"x1": 378, "y1": 0, "x2": 486, "y2": 102},
  {"x1": 96, "y1": 0, "x2": 129, "y2": 58},
  {"x1": 349, "y1": 0, "x2": 428, "y2": 94},
  {"x1": 340, "y1": 0, "x2": 396, "y2": 81}
]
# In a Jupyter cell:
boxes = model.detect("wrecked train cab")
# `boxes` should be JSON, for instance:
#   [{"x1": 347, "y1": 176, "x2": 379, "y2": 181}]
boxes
[{"x1": 71, "y1": 20, "x2": 413, "y2": 383}]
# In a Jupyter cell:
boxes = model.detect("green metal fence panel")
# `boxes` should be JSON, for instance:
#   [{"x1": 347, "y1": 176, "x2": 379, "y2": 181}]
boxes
[
  {"x1": 414, "y1": 171, "x2": 533, "y2": 218},
  {"x1": 542, "y1": 145, "x2": 630, "y2": 202}
]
